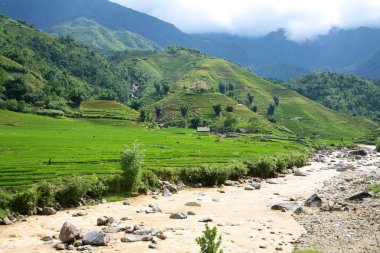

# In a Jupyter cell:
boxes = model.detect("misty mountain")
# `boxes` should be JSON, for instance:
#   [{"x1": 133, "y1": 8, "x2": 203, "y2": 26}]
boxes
[{"x1": 1, "y1": 0, "x2": 380, "y2": 80}]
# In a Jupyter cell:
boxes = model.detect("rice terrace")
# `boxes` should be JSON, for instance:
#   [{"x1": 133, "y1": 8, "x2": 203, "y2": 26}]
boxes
[{"x1": 0, "y1": 0, "x2": 380, "y2": 253}]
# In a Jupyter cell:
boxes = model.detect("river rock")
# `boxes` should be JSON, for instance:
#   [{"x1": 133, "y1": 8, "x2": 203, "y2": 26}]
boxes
[
  {"x1": 305, "y1": 194, "x2": 322, "y2": 207},
  {"x1": 162, "y1": 188, "x2": 172, "y2": 197},
  {"x1": 82, "y1": 231, "x2": 109, "y2": 246},
  {"x1": 185, "y1": 201, "x2": 201, "y2": 207},
  {"x1": 199, "y1": 217, "x2": 213, "y2": 222},
  {"x1": 121, "y1": 235, "x2": 143, "y2": 242},
  {"x1": 97, "y1": 216, "x2": 107, "y2": 226},
  {"x1": 345, "y1": 192, "x2": 372, "y2": 201},
  {"x1": 1, "y1": 217, "x2": 13, "y2": 225},
  {"x1": 224, "y1": 180, "x2": 236, "y2": 186},
  {"x1": 244, "y1": 185, "x2": 255, "y2": 190},
  {"x1": 59, "y1": 222, "x2": 81, "y2": 243},
  {"x1": 170, "y1": 212, "x2": 187, "y2": 219},
  {"x1": 271, "y1": 203, "x2": 300, "y2": 211},
  {"x1": 54, "y1": 242, "x2": 66, "y2": 250},
  {"x1": 294, "y1": 207, "x2": 305, "y2": 214},
  {"x1": 42, "y1": 207, "x2": 57, "y2": 215}
]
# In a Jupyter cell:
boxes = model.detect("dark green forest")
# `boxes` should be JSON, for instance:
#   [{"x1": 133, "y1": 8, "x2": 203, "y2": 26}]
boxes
[
  {"x1": 284, "y1": 72, "x2": 380, "y2": 122},
  {"x1": 0, "y1": 15, "x2": 149, "y2": 114}
]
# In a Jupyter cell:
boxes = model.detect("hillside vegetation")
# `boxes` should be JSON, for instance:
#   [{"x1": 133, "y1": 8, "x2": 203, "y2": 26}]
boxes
[
  {"x1": 49, "y1": 17, "x2": 161, "y2": 54},
  {"x1": 284, "y1": 72, "x2": 380, "y2": 122},
  {"x1": 120, "y1": 47, "x2": 378, "y2": 140}
]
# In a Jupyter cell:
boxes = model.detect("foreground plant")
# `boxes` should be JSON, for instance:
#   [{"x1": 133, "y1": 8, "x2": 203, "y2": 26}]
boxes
[
  {"x1": 120, "y1": 143, "x2": 144, "y2": 192},
  {"x1": 196, "y1": 224, "x2": 223, "y2": 253}
]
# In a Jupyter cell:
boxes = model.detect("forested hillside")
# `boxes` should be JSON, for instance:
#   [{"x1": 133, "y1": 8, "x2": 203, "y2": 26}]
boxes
[
  {"x1": 49, "y1": 17, "x2": 161, "y2": 54},
  {"x1": 1, "y1": 0, "x2": 380, "y2": 80},
  {"x1": 284, "y1": 72, "x2": 380, "y2": 122},
  {"x1": 0, "y1": 15, "x2": 143, "y2": 114}
]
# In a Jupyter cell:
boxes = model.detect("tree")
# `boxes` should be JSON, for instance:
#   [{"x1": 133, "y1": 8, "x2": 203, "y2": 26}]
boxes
[
  {"x1": 250, "y1": 105, "x2": 258, "y2": 112},
  {"x1": 273, "y1": 95, "x2": 280, "y2": 106},
  {"x1": 154, "y1": 82, "x2": 161, "y2": 95},
  {"x1": 267, "y1": 103, "x2": 276, "y2": 116},
  {"x1": 5, "y1": 78, "x2": 28, "y2": 100},
  {"x1": 218, "y1": 83, "x2": 226, "y2": 94},
  {"x1": 130, "y1": 100, "x2": 142, "y2": 110},
  {"x1": 212, "y1": 104, "x2": 222, "y2": 116},
  {"x1": 139, "y1": 110, "x2": 147, "y2": 122},
  {"x1": 196, "y1": 224, "x2": 223, "y2": 253},
  {"x1": 227, "y1": 83, "x2": 234, "y2": 91},
  {"x1": 223, "y1": 113, "x2": 238, "y2": 132},
  {"x1": 247, "y1": 93, "x2": 254, "y2": 104},
  {"x1": 120, "y1": 144, "x2": 144, "y2": 192},
  {"x1": 180, "y1": 104, "x2": 189, "y2": 118},
  {"x1": 190, "y1": 116, "x2": 201, "y2": 129},
  {"x1": 162, "y1": 82, "x2": 170, "y2": 95},
  {"x1": 155, "y1": 106, "x2": 162, "y2": 119},
  {"x1": 226, "y1": 105, "x2": 234, "y2": 112}
]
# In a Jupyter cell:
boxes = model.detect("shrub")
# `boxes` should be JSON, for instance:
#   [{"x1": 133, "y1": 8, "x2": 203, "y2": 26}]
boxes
[
  {"x1": 228, "y1": 161, "x2": 248, "y2": 180},
  {"x1": 247, "y1": 157, "x2": 277, "y2": 178},
  {"x1": 120, "y1": 144, "x2": 144, "y2": 192},
  {"x1": 196, "y1": 224, "x2": 223, "y2": 253},
  {"x1": 36, "y1": 181, "x2": 56, "y2": 207},
  {"x1": 86, "y1": 175, "x2": 108, "y2": 199},
  {"x1": 151, "y1": 167, "x2": 180, "y2": 182},
  {"x1": 11, "y1": 189, "x2": 38, "y2": 215},
  {"x1": 370, "y1": 184, "x2": 380, "y2": 198},
  {"x1": 225, "y1": 105, "x2": 234, "y2": 112},
  {"x1": 376, "y1": 140, "x2": 380, "y2": 152},
  {"x1": 0, "y1": 191, "x2": 12, "y2": 210},
  {"x1": 181, "y1": 165, "x2": 230, "y2": 186},
  {"x1": 55, "y1": 176, "x2": 89, "y2": 207},
  {"x1": 139, "y1": 170, "x2": 159, "y2": 193},
  {"x1": 102, "y1": 174, "x2": 124, "y2": 194}
]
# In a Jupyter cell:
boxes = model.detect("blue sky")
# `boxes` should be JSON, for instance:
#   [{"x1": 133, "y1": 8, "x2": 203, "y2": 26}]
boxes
[{"x1": 111, "y1": 0, "x2": 380, "y2": 41}]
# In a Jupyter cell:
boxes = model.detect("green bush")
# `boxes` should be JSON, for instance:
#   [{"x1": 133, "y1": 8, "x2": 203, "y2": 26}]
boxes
[
  {"x1": 0, "y1": 191, "x2": 12, "y2": 210},
  {"x1": 55, "y1": 176, "x2": 89, "y2": 207},
  {"x1": 11, "y1": 189, "x2": 38, "y2": 215},
  {"x1": 254, "y1": 157, "x2": 277, "y2": 177},
  {"x1": 101, "y1": 174, "x2": 124, "y2": 194},
  {"x1": 376, "y1": 140, "x2": 380, "y2": 152},
  {"x1": 228, "y1": 160, "x2": 248, "y2": 180},
  {"x1": 86, "y1": 175, "x2": 108, "y2": 199},
  {"x1": 196, "y1": 224, "x2": 223, "y2": 253},
  {"x1": 139, "y1": 170, "x2": 159, "y2": 193},
  {"x1": 181, "y1": 165, "x2": 230, "y2": 186},
  {"x1": 36, "y1": 181, "x2": 56, "y2": 207},
  {"x1": 151, "y1": 167, "x2": 180, "y2": 182},
  {"x1": 120, "y1": 143, "x2": 144, "y2": 192}
]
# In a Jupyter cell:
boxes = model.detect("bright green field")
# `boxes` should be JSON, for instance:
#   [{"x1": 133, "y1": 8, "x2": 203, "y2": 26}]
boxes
[{"x1": 0, "y1": 110, "x2": 306, "y2": 187}]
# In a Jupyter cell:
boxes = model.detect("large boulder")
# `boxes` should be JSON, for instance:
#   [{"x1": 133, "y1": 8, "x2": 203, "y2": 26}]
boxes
[
  {"x1": 59, "y1": 222, "x2": 81, "y2": 243},
  {"x1": 305, "y1": 194, "x2": 322, "y2": 207},
  {"x1": 1, "y1": 217, "x2": 13, "y2": 225},
  {"x1": 82, "y1": 231, "x2": 109, "y2": 246},
  {"x1": 170, "y1": 212, "x2": 187, "y2": 219}
]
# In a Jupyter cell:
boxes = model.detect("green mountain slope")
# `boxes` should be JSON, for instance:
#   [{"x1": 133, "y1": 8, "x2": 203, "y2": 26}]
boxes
[
  {"x1": 0, "y1": 15, "x2": 136, "y2": 113},
  {"x1": 49, "y1": 17, "x2": 161, "y2": 53},
  {"x1": 120, "y1": 47, "x2": 378, "y2": 140},
  {"x1": 284, "y1": 72, "x2": 380, "y2": 122},
  {"x1": 355, "y1": 50, "x2": 380, "y2": 80}
]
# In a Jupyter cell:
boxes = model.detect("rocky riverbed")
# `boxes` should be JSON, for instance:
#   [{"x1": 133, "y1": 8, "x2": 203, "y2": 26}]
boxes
[
  {"x1": 294, "y1": 146, "x2": 380, "y2": 253},
  {"x1": 0, "y1": 147, "x2": 378, "y2": 253}
]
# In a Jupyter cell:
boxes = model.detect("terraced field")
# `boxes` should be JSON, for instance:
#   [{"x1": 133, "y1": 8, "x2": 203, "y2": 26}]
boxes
[{"x1": 0, "y1": 110, "x2": 306, "y2": 187}]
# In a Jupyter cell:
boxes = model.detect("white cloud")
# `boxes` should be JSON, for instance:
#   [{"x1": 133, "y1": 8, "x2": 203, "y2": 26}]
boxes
[{"x1": 110, "y1": 0, "x2": 380, "y2": 41}]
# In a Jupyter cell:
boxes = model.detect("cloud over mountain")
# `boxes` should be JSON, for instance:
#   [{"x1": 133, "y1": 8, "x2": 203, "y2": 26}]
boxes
[{"x1": 111, "y1": 0, "x2": 380, "y2": 41}]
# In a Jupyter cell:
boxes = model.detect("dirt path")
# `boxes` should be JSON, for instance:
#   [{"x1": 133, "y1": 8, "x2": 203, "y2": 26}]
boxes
[{"x1": 0, "y1": 159, "x2": 341, "y2": 253}]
